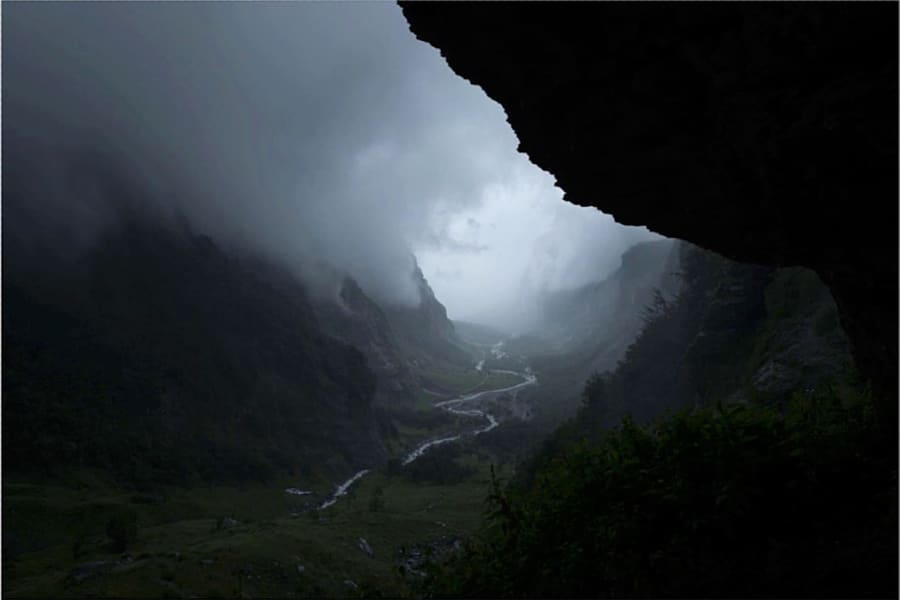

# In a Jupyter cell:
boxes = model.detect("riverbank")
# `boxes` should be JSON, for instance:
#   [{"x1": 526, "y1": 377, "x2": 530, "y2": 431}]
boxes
[{"x1": 402, "y1": 369, "x2": 537, "y2": 465}]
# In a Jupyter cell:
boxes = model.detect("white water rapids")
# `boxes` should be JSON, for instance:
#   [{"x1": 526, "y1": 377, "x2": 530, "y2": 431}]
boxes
[{"x1": 318, "y1": 468, "x2": 371, "y2": 509}]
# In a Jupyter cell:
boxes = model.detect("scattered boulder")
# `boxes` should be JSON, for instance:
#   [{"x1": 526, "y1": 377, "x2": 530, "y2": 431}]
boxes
[
  {"x1": 357, "y1": 537, "x2": 373, "y2": 557},
  {"x1": 751, "y1": 360, "x2": 797, "y2": 397},
  {"x1": 397, "y1": 536, "x2": 462, "y2": 579},
  {"x1": 68, "y1": 560, "x2": 115, "y2": 583},
  {"x1": 67, "y1": 553, "x2": 149, "y2": 584}
]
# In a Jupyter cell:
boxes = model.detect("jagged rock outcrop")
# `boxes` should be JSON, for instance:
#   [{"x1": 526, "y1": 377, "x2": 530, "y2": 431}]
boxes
[
  {"x1": 539, "y1": 239, "x2": 679, "y2": 356},
  {"x1": 393, "y1": 261, "x2": 458, "y2": 342},
  {"x1": 313, "y1": 259, "x2": 473, "y2": 406},
  {"x1": 583, "y1": 243, "x2": 857, "y2": 428},
  {"x1": 399, "y1": 2, "x2": 898, "y2": 407},
  {"x1": 314, "y1": 275, "x2": 420, "y2": 401},
  {"x1": 517, "y1": 240, "x2": 681, "y2": 425},
  {"x1": 384, "y1": 258, "x2": 472, "y2": 368}
]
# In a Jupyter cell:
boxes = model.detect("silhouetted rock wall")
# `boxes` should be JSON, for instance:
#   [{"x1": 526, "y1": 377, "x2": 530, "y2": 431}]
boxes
[{"x1": 400, "y1": 2, "x2": 898, "y2": 407}]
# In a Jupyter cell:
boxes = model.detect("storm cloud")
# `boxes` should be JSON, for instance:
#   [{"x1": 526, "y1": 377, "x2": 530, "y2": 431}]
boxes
[{"x1": 4, "y1": 2, "x2": 659, "y2": 331}]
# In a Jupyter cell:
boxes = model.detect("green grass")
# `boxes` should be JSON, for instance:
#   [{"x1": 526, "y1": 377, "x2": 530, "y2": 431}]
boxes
[
  {"x1": 410, "y1": 371, "x2": 523, "y2": 412},
  {"x1": 385, "y1": 369, "x2": 528, "y2": 462},
  {"x1": 3, "y1": 459, "x2": 511, "y2": 598},
  {"x1": 412, "y1": 388, "x2": 445, "y2": 410},
  {"x1": 3, "y1": 344, "x2": 529, "y2": 599},
  {"x1": 417, "y1": 362, "x2": 525, "y2": 397},
  {"x1": 473, "y1": 371, "x2": 524, "y2": 393},
  {"x1": 418, "y1": 362, "x2": 486, "y2": 394}
]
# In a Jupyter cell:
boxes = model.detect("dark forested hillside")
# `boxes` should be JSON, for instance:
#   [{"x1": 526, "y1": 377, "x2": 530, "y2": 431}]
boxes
[
  {"x1": 425, "y1": 243, "x2": 896, "y2": 598},
  {"x1": 428, "y1": 391, "x2": 896, "y2": 598},
  {"x1": 538, "y1": 239, "x2": 679, "y2": 353},
  {"x1": 513, "y1": 240, "x2": 681, "y2": 428},
  {"x1": 313, "y1": 275, "x2": 421, "y2": 403},
  {"x1": 3, "y1": 221, "x2": 386, "y2": 486},
  {"x1": 581, "y1": 243, "x2": 856, "y2": 431}
]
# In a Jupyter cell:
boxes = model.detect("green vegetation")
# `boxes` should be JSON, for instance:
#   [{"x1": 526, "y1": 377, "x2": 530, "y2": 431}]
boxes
[
  {"x1": 377, "y1": 366, "x2": 531, "y2": 478},
  {"x1": 416, "y1": 362, "x2": 522, "y2": 396},
  {"x1": 6, "y1": 227, "x2": 889, "y2": 599},
  {"x1": 3, "y1": 224, "x2": 381, "y2": 490},
  {"x1": 470, "y1": 372, "x2": 524, "y2": 394},
  {"x1": 575, "y1": 246, "x2": 856, "y2": 432},
  {"x1": 421, "y1": 245, "x2": 893, "y2": 598},
  {"x1": 414, "y1": 361, "x2": 483, "y2": 394},
  {"x1": 3, "y1": 455, "x2": 512, "y2": 599},
  {"x1": 426, "y1": 388, "x2": 897, "y2": 598},
  {"x1": 387, "y1": 444, "x2": 477, "y2": 486}
]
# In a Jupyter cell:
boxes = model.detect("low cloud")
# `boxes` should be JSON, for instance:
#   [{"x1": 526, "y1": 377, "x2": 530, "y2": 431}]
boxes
[{"x1": 4, "y1": 2, "x2": 660, "y2": 324}]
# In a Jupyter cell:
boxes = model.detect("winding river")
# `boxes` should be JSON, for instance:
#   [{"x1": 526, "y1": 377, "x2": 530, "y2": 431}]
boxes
[
  {"x1": 402, "y1": 368, "x2": 537, "y2": 465},
  {"x1": 310, "y1": 358, "x2": 537, "y2": 510}
]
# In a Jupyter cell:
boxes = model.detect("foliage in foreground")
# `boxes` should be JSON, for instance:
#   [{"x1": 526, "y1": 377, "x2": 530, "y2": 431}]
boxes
[{"x1": 426, "y1": 389, "x2": 897, "y2": 598}]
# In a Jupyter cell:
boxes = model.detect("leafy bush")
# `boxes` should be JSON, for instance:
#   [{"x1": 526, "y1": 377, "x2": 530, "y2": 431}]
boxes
[{"x1": 426, "y1": 389, "x2": 897, "y2": 598}]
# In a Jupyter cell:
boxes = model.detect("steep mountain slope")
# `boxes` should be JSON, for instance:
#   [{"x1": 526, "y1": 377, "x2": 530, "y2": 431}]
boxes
[
  {"x1": 517, "y1": 240, "x2": 681, "y2": 425},
  {"x1": 311, "y1": 259, "x2": 478, "y2": 406},
  {"x1": 539, "y1": 239, "x2": 679, "y2": 357},
  {"x1": 383, "y1": 260, "x2": 473, "y2": 369},
  {"x1": 426, "y1": 245, "x2": 891, "y2": 599},
  {"x1": 313, "y1": 275, "x2": 420, "y2": 403},
  {"x1": 452, "y1": 321, "x2": 508, "y2": 348},
  {"x1": 3, "y1": 220, "x2": 386, "y2": 486},
  {"x1": 582, "y1": 243, "x2": 856, "y2": 429}
]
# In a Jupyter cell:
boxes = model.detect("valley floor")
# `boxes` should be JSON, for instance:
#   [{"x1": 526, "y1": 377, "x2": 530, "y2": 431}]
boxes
[
  {"x1": 4, "y1": 361, "x2": 535, "y2": 599},
  {"x1": 4, "y1": 457, "x2": 511, "y2": 598}
]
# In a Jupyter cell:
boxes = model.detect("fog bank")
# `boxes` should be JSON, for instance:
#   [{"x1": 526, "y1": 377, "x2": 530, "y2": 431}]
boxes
[{"x1": 4, "y1": 2, "x2": 660, "y2": 329}]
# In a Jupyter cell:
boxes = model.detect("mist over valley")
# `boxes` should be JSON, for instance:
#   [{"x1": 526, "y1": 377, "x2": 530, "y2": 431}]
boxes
[{"x1": 3, "y1": 3, "x2": 895, "y2": 598}]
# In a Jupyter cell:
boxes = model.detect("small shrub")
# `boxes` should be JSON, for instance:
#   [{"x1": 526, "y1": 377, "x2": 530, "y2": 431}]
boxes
[{"x1": 105, "y1": 508, "x2": 138, "y2": 552}]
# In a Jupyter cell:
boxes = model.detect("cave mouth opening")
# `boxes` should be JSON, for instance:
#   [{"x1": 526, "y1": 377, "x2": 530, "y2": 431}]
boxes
[{"x1": 399, "y1": 1, "x2": 899, "y2": 408}]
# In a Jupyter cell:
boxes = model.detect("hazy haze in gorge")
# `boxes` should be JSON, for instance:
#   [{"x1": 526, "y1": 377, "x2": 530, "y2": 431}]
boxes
[{"x1": 4, "y1": 2, "x2": 659, "y2": 332}]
